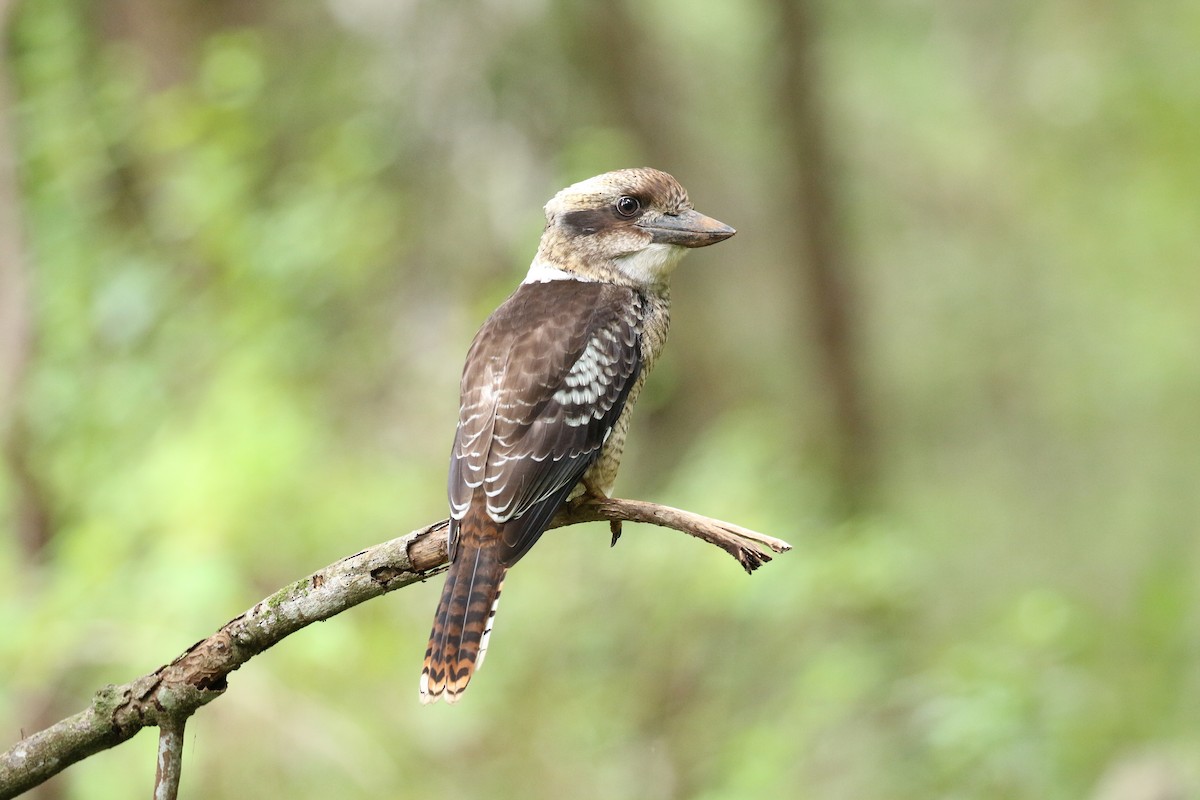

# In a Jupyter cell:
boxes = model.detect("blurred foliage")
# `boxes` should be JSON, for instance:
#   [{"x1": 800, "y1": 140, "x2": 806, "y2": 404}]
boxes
[{"x1": 2, "y1": 0, "x2": 1199, "y2": 798}]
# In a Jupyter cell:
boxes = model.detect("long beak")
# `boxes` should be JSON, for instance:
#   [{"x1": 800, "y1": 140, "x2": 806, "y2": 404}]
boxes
[{"x1": 639, "y1": 209, "x2": 736, "y2": 248}]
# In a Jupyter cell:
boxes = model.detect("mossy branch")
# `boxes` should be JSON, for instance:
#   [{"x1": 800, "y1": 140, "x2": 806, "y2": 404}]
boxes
[{"x1": 0, "y1": 498, "x2": 789, "y2": 799}]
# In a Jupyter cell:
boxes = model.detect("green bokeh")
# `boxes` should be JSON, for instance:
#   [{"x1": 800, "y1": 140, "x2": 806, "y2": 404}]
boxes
[{"x1": 2, "y1": 1, "x2": 1198, "y2": 798}]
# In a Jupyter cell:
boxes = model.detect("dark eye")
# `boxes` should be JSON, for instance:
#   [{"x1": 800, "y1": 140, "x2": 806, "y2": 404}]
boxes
[{"x1": 615, "y1": 196, "x2": 641, "y2": 217}]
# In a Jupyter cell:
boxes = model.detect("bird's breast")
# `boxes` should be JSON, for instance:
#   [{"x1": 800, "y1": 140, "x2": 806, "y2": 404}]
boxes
[{"x1": 581, "y1": 290, "x2": 671, "y2": 497}]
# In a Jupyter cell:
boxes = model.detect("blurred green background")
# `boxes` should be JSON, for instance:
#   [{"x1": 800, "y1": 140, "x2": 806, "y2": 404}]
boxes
[{"x1": 1, "y1": 1, "x2": 1198, "y2": 798}]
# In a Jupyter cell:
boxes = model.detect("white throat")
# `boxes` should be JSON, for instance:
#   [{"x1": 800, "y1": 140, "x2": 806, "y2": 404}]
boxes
[
  {"x1": 523, "y1": 257, "x2": 595, "y2": 284},
  {"x1": 614, "y1": 243, "x2": 687, "y2": 286}
]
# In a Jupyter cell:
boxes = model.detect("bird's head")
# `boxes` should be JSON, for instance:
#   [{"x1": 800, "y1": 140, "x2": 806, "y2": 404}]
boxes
[{"x1": 532, "y1": 167, "x2": 735, "y2": 288}]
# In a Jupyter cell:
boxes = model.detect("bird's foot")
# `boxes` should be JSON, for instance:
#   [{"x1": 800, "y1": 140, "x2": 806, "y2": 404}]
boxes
[{"x1": 570, "y1": 484, "x2": 621, "y2": 547}]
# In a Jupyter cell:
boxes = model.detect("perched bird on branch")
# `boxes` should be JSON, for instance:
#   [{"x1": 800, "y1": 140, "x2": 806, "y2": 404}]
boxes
[{"x1": 420, "y1": 168, "x2": 735, "y2": 703}]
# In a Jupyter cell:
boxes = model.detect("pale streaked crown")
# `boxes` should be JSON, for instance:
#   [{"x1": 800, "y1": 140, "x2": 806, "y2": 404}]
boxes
[{"x1": 545, "y1": 167, "x2": 692, "y2": 219}]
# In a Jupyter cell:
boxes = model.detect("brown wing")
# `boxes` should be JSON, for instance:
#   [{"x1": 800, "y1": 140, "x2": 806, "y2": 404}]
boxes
[{"x1": 447, "y1": 280, "x2": 642, "y2": 566}]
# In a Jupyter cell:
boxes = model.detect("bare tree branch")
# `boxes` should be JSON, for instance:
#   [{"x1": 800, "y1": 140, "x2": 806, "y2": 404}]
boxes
[
  {"x1": 0, "y1": 498, "x2": 789, "y2": 798},
  {"x1": 555, "y1": 496, "x2": 791, "y2": 572},
  {"x1": 152, "y1": 718, "x2": 186, "y2": 800}
]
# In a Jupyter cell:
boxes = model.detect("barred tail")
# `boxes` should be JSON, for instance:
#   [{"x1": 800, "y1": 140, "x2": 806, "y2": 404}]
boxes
[{"x1": 420, "y1": 522, "x2": 506, "y2": 705}]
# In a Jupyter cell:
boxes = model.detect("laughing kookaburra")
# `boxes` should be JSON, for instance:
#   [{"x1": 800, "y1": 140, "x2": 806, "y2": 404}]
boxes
[{"x1": 420, "y1": 167, "x2": 735, "y2": 703}]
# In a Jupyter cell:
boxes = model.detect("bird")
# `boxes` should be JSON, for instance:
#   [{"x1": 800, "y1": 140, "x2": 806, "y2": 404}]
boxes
[{"x1": 419, "y1": 167, "x2": 735, "y2": 704}]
